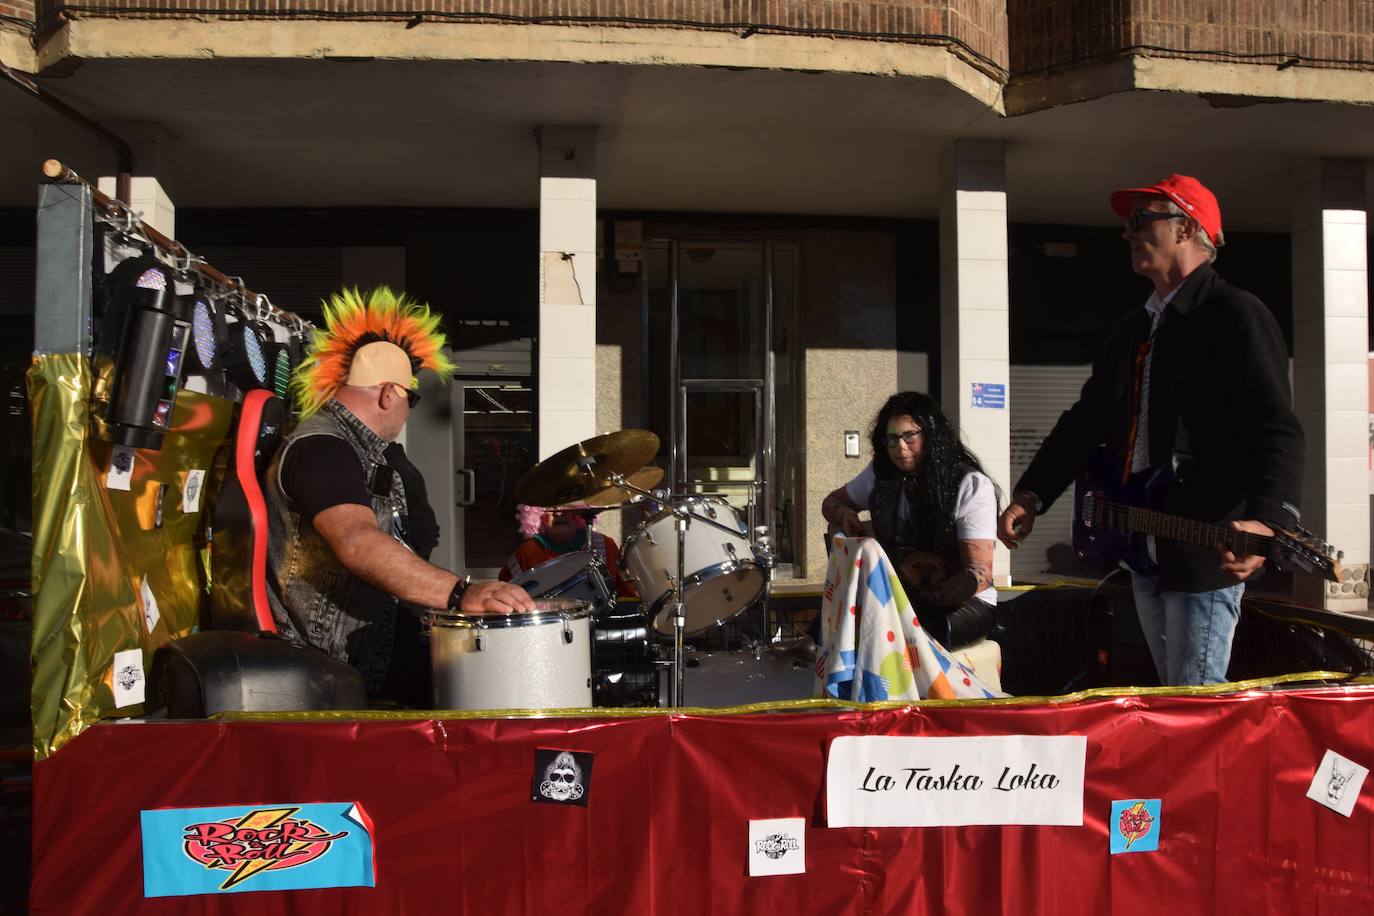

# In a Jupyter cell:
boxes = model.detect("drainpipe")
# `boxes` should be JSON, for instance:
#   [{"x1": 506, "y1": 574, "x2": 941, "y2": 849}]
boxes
[{"x1": 1, "y1": 59, "x2": 133, "y2": 201}]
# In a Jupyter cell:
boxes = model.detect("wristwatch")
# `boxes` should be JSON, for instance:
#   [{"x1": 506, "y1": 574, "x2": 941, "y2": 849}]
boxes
[{"x1": 446, "y1": 575, "x2": 472, "y2": 612}]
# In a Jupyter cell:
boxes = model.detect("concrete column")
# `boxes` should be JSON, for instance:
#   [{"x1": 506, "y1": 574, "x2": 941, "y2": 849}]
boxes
[
  {"x1": 938, "y1": 140, "x2": 1012, "y2": 586},
  {"x1": 537, "y1": 126, "x2": 598, "y2": 459},
  {"x1": 1291, "y1": 159, "x2": 1370, "y2": 610},
  {"x1": 97, "y1": 124, "x2": 176, "y2": 237}
]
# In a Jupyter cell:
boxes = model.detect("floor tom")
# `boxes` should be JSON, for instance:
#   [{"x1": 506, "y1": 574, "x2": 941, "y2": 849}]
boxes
[{"x1": 429, "y1": 598, "x2": 592, "y2": 710}]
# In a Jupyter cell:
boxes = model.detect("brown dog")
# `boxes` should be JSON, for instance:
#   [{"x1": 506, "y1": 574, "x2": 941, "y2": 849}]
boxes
[{"x1": 895, "y1": 550, "x2": 949, "y2": 592}]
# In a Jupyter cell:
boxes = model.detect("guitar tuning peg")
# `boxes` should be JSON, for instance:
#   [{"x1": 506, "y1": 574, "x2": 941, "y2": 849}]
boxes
[{"x1": 1337, "y1": 550, "x2": 1345, "y2": 560}]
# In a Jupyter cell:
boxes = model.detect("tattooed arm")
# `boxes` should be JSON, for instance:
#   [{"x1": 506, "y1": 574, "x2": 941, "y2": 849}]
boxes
[{"x1": 905, "y1": 539, "x2": 995, "y2": 607}]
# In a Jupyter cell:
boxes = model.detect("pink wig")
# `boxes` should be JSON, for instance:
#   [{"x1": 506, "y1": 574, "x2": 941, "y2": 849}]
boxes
[{"x1": 515, "y1": 504, "x2": 543, "y2": 538}]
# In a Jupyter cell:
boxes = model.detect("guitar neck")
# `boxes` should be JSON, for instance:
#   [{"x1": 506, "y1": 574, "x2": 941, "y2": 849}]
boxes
[{"x1": 1103, "y1": 501, "x2": 1274, "y2": 556}]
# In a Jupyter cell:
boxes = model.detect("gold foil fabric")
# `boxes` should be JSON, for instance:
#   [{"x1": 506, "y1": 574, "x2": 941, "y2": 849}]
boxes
[{"x1": 29, "y1": 353, "x2": 234, "y2": 759}]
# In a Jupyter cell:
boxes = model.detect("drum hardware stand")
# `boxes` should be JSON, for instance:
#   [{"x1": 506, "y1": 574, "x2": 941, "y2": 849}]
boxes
[
  {"x1": 753, "y1": 526, "x2": 777, "y2": 645},
  {"x1": 598, "y1": 471, "x2": 778, "y2": 708},
  {"x1": 593, "y1": 470, "x2": 693, "y2": 706},
  {"x1": 566, "y1": 469, "x2": 776, "y2": 709},
  {"x1": 672, "y1": 510, "x2": 689, "y2": 707}
]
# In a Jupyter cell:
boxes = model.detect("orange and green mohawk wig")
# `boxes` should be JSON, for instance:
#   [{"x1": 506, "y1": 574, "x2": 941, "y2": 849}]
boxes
[{"x1": 292, "y1": 286, "x2": 455, "y2": 418}]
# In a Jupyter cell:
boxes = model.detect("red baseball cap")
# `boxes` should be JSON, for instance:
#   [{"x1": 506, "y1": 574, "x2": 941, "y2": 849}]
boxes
[{"x1": 1110, "y1": 174, "x2": 1224, "y2": 247}]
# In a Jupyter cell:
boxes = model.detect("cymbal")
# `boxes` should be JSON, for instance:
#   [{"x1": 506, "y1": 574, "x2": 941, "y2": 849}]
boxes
[
  {"x1": 580, "y1": 466, "x2": 665, "y2": 508},
  {"x1": 515, "y1": 429, "x2": 660, "y2": 507}
]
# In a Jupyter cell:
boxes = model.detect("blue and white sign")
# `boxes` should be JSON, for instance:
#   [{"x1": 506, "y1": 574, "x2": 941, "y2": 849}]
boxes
[
  {"x1": 971, "y1": 382, "x2": 1006, "y2": 409},
  {"x1": 141, "y1": 802, "x2": 375, "y2": 898}
]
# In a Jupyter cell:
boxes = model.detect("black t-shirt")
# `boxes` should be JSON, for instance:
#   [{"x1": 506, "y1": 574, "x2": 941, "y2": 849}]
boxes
[
  {"x1": 279, "y1": 436, "x2": 372, "y2": 521},
  {"x1": 280, "y1": 437, "x2": 440, "y2": 562},
  {"x1": 385, "y1": 443, "x2": 439, "y2": 561}
]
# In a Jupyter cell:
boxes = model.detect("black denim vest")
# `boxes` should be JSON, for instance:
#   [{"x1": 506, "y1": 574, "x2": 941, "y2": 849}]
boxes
[
  {"x1": 265, "y1": 400, "x2": 408, "y2": 693},
  {"x1": 869, "y1": 475, "x2": 960, "y2": 572}
]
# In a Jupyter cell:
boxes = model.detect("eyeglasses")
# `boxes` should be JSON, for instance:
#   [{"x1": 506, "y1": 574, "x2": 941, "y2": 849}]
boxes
[
  {"x1": 1126, "y1": 208, "x2": 1186, "y2": 232},
  {"x1": 883, "y1": 429, "x2": 923, "y2": 449},
  {"x1": 389, "y1": 383, "x2": 420, "y2": 409}
]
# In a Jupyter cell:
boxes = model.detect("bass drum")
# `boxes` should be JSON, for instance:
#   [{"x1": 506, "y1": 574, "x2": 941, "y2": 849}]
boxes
[
  {"x1": 591, "y1": 607, "x2": 659, "y2": 708},
  {"x1": 661, "y1": 649, "x2": 817, "y2": 708},
  {"x1": 429, "y1": 599, "x2": 592, "y2": 710},
  {"x1": 510, "y1": 552, "x2": 615, "y2": 616},
  {"x1": 621, "y1": 497, "x2": 766, "y2": 636}
]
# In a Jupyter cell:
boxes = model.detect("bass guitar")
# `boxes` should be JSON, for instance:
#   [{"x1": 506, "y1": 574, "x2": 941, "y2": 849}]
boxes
[{"x1": 1072, "y1": 447, "x2": 1342, "y2": 582}]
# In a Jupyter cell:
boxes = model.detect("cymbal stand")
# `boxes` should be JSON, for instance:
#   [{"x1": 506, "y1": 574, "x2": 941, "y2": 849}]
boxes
[
  {"x1": 671, "y1": 508, "x2": 688, "y2": 707},
  {"x1": 597, "y1": 470, "x2": 690, "y2": 707}
]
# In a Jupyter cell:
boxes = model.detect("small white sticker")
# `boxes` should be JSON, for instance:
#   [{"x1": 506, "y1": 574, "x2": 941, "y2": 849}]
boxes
[
  {"x1": 182, "y1": 469, "x2": 206, "y2": 513},
  {"x1": 748, "y1": 818, "x2": 806, "y2": 877},
  {"x1": 1307, "y1": 749, "x2": 1369, "y2": 818},
  {"x1": 140, "y1": 577, "x2": 161, "y2": 633},
  {"x1": 111, "y1": 648, "x2": 145, "y2": 708},
  {"x1": 106, "y1": 446, "x2": 135, "y2": 491}
]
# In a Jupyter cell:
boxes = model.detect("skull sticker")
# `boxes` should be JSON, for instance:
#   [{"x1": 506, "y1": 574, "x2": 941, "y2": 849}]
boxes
[
  {"x1": 531, "y1": 749, "x2": 594, "y2": 807},
  {"x1": 540, "y1": 753, "x2": 584, "y2": 802}
]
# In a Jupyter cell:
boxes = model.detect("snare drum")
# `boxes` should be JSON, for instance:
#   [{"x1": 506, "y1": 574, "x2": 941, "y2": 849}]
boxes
[
  {"x1": 621, "y1": 496, "x2": 766, "y2": 636},
  {"x1": 429, "y1": 598, "x2": 592, "y2": 710},
  {"x1": 510, "y1": 552, "x2": 615, "y2": 616}
]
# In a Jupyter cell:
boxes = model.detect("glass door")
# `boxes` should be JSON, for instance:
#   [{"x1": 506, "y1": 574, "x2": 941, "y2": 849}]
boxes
[
  {"x1": 645, "y1": 240, "x2": 798, "y2": 574},
  {"x1": 450, "y1": 380, "x2": 534, "y2": 578}
]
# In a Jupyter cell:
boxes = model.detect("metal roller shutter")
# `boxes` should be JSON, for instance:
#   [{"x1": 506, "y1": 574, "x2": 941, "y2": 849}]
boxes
[
  {"x1": 193, "y1": 247, "x2": 344, "y2": 318},
  {"x1": 1009, "y1": 364, "x2": 1093, "y2": 583},
  {"x1": 0, "y1": 248, "x2": 35, "y2": 316}
]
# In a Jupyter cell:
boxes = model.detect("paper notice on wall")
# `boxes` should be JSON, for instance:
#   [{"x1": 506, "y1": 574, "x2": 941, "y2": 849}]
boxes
[
  {"x1": 106, "y1": 446, "x2": 135, "y2": 491},
  {"x1": 826, "y1": 735, "x2": 1087, "y2": 828},
  {"x1": 748, "y1": 818, "x2": 806, "y2": 876},
  {"x1": 111, "y1": 648, "x2": 145, "y2": 708},
  {"x1": 1306, "y1": 749, "x2": 1369, "y2": 818},
  {"x1": 140, "y1": 577, "x2": 161, "y2": 633},
  {"x1": 182, "y1": 469, "x2": 206, "y2": 513}
]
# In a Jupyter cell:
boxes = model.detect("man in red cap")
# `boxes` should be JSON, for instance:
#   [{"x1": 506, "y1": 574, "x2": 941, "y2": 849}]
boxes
[{"x1": 997, "y1": 175, "x2": 1304, "y2": 686}]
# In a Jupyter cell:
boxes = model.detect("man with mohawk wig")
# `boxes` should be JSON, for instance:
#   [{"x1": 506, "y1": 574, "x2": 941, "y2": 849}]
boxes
[{"x1": 265, "y1": 286, "x2": 534, "y2": 695}]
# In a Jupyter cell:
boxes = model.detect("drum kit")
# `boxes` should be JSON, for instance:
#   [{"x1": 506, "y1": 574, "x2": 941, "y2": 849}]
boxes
[{"x1": 428, "y1": 429, "x2": 777, "y2": 710}]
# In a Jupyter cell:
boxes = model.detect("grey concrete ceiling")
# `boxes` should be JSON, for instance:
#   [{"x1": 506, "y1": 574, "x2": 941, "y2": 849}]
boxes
[{"x1": 5, "y1": 56, "x2": 1373, "y2": 232}]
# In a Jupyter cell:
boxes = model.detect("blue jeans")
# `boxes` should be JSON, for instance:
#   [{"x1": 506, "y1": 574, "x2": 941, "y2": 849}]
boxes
[{"x1": 1130, "y1": 573, "x2": 1244, "y2": 686}]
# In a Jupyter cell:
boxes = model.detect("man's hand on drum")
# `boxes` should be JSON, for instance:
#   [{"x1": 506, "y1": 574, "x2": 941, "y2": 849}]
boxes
[{"x1": 461, "y1": 580, "x2": 537, "y2": 614}]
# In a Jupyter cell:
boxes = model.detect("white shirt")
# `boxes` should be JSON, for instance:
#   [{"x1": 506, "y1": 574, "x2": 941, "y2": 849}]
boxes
[
  {"x1": 844, "y1": 462, "x2": 998, "y2": 604},
  {"x1": 1131, "y1": 285, "x2": 1179, "y2": 474}
]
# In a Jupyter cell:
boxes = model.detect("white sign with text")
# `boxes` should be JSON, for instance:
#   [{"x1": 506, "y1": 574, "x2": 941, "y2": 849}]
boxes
[
  {"x1": 826, "y1": 735, "x2": 1087, "y2": 827},
  {"x1": 111, "y1": 648, "x2": 145, "y2": 708},
  {"x1": 748, "y1": 818, "x2": 806, "y2": 877}
]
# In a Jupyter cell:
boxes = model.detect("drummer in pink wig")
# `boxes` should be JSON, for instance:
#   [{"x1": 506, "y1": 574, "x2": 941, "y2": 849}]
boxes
[{"x1": 502, "y1": 504, "x2": 637, "y2": 598}]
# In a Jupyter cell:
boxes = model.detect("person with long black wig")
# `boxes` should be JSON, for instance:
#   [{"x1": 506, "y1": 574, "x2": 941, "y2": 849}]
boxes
[{"x1": 820, "y1": 391, "x2": 1000, "y2": 650}]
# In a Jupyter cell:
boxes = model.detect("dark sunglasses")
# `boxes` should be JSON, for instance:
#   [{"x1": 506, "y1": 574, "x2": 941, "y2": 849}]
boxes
[
  {"x1": 1126, "y1": 208, "x2": 1186, "y2": 232},
  {"x1": 389, "y1": 383, "x2": 421, "y2": 408}
]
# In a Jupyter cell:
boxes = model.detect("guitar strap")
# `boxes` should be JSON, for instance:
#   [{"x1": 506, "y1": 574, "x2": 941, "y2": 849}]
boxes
[{"x1": 1171, "y1": 416, "x2": 1193, "y2": 474}]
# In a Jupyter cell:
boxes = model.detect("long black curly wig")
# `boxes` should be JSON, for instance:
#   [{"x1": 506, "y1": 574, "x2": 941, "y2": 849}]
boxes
[{"x1": 868, "y1": 391, "x2": 1002, "y2": 552}]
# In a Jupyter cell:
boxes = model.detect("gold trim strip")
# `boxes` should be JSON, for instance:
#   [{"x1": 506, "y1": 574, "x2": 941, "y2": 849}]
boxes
[{"x1": 212, "y1": 671, "x2": 1357, "y2": 725}]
